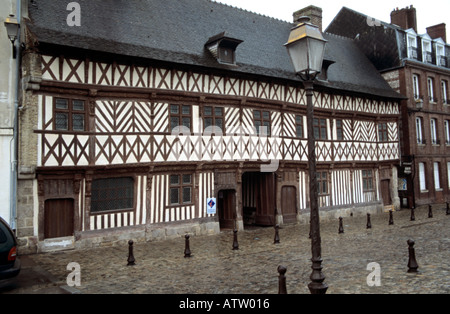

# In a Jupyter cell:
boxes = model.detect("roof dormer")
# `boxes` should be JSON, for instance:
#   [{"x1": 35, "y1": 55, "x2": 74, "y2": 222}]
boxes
[
  {"x1": 205, "y1": 32, "x2": 243, "y2": 65},
  {"x1": 405, "y1": 28, "x2": 418, "y2": 59},
  {"x1": 421, "y1": 33, "x2": 433, "y2": 63},
  {"x1": 433, "y1": 37, "x2": 447, "y2": 67}
]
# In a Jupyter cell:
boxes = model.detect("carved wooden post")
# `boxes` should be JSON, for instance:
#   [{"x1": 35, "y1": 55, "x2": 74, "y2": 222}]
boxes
[
  {"x1": 274, "y1": 224, "x2": 280, "y2": 244},
  {"x1": 428, "y1": 205, "x2": 433, "y2": 218},
  {"x1": 389, "y1": 210, "x2": 394, "y2": 225},
  {"x1": 127, "y1": 240, "x2": 136, "y2": 266},
  {"x1": 184, "y1": 234, "x2": 192, "y2": 258},
  {"x1": 278, "y1": 265, "x2": 287, "y2": 294},
  {"x1": 407, "y1": 239, "x2": 419, "y2": 273},
  {"x1": 338, "y1": 217, "x2": 344, "y2": 234},
  {"x1": 366, "y1": 213, "x2": 372, "y2": 229},
  {"x1": 410, "y1": 207, "x2": 415, "y2": 221}
]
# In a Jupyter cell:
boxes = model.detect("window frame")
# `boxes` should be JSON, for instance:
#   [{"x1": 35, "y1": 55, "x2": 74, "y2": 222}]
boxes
[
  {"x1": 203, "y1": 106, "x2": 225, "y2": 135},
  {"x1": 444, "y1": 120, "x2": 450, "y2": 144},
  {"x1": 434, "y1": 162, "x2": 441, "y2": 190},
  {"x1": 90, "y1": 177, "x2": 135, "y2": 214},
  {"x1": 428, "y1": 77, "x2": 436, "y2": 103},
  {"x1": 313, "y1": 118, "x2": 327, "y2": 140},
  {"x1": 295, "y1": 115, "x2": 304, "y2": 138},
  {"x1": 416, "y1": 117, "x2": 424, "y2": 144},
  {"x1": 442, "y1": 80, "x2": 449, "y2": 104},
  {"x1": 418, "y1": 162, "x2": 427, "y2": 192},
  {"x1": 378, "y1": 123, "x2": 388, "y2": 142},
  {"x1": 253, "y1": 110, "x2": 271, "y2": 136},
  {"x1": 169, "y1": 104, "x2": 192, "y2": 133},
  {"x1": 168, "y1": 174, "x2": 194, "y2": 206},
  {"x1": 430, "y1": 118, "x2": 438, "y2": 145},
  {"x1": 412, "y1": 74, "x2": 421, "y2": 100},
  {"x1": 335, "y1": 119, "x2": 344, "y2": 141},
  {"x1": 54, "y1": 97, "x2": 87, "y2": 132},
  {"x1": 362, "y1": 170, "x2": 375, "y2": 192},
  {"x1": 316, "y1": 171, "x2": 329, "y2": 196}
]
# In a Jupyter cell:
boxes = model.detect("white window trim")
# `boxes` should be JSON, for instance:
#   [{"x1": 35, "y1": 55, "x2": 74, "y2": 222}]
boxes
[
  {"x1": 445, "y1": 120, "x2": 450, "y2": 144},
  {"x1": 416, "y1": 117, "x2": 423, "y2": 144},
  {"x1": 431, "y1": 118, "x2": 438, "y2": 144},
  {"x1": 413, "y1": 74, "x2": 420, "y2": 100},
  {"x1": 442, "y1": 80, "x2": 449, "y2": 104},
  {"x1": 428, "y1": 77, "x2": 435, "y2": 102}
]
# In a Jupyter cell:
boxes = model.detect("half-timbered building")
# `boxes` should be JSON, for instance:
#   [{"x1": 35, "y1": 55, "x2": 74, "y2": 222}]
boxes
[{"x1": 17, "y1": 0, "x2": 403, "y2": 252}]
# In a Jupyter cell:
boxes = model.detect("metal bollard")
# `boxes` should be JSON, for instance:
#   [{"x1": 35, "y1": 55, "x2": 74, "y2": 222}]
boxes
[
  {"x1": 232, "y1": 229, "x2": 239, "y2": 250},
  {"x1": 428, "y1": 205, "x2": 433, "y2": 218},
  {"x1": 274, "y1": 224, "x2": 280, "y2": 244},
  {"x1": 389, "y1": 210, "x2": 394, "y2": 225},
  {"x1": 407, "y1": 239, "x2": 419, "y2": 273},
  {"x1": 338, "y1": 217, "x2": 344, "y2": 234},
  {"x1": 184, "y1": 234, "x2": 192, "y2": 258},
  {"x1": 410, "y1": 207, "x2": 415, "y2": 221},
  {"x1": 366, "y1": 213, "x2": 372, "y2": 229},
  {"x1": 127, "y1": 240, "x2": 136, "y2": 266},
  {"x1": 277, "y1": 265, "x2": 287, "y2": 294}
]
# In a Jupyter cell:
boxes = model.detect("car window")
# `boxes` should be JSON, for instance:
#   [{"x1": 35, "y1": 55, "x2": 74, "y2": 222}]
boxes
[{"x1": 0, "y1": 227, "x2": 7, "y2": 244}]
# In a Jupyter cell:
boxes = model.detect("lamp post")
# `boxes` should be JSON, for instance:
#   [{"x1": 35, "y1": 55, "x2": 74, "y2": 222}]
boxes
[
  {"x1": 285, "y1": 16, "x2": 328, "y2": 294},
  {"x1": 4, "y1": 14, "x2": 20, "y2": 59}
]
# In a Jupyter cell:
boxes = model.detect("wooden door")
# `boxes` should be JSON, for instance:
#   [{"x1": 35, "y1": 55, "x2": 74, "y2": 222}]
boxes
[
  {"x1": 380, "y1": 180, "x2": 392, "y2": 206},
  {"x1": 44, "y1": 199, "x2": 74, "y2": 239},
  {"x1": 218, "y1": 190, "x2": 236, "y2": 230},
  {"x1": 281, "y1": 186, "x2": 297, "y2": 224}
]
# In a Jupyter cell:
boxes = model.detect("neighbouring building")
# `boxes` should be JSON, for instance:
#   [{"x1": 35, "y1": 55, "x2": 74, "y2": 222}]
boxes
[
  {"x1": 16, "y1": 0, "x2": 402, "y2": 253},
  {"x1": 327, "y1": 5, "x2": 450, "y2": 208},
  {"x1": 0, "y1": 0, "x2": 19, "y2": 229}
]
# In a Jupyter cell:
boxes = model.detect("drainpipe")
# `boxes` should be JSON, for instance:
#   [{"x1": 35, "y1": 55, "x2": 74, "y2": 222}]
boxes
[{"x1": 10, "y1": 0, "x2": 21, "y2": 231}]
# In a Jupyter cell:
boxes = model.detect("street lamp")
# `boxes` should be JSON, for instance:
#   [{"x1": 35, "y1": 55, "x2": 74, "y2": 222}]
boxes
[
  {"x1": 285, "y1": 16, "x2": 328, "y2": 294},
  {"x1": 4, "y1": 14, "x2": 20, "y2": 59}
]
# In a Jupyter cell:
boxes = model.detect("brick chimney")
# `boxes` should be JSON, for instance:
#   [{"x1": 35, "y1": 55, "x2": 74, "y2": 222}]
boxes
[
  {"x1": 293, "y1": 5, "x2": 323, "y2": 32},
  {"x1": 427, "y1": 23, "x2": 447, "y2": 43},
  {"x1": 390, "y1": 5, "x2": 417, "y2": 32}
]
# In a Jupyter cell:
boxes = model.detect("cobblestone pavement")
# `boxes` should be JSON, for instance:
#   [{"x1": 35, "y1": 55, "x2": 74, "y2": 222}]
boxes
[{"x1": 4, "y1": 205, "x2": 450, "y2": 294}]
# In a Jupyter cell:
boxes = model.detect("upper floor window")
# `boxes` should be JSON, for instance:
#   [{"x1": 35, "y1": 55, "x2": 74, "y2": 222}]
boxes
[
  {"x1": 430, "y1": 118, "x2": 438, "y2": 144},
  {"x1": 254, "y1": 110, "x2": 271, "y2": 136},
  {"x1": 170, "y1": 104, "x2": 191, "y2": 133},
  {"x1": 422, "y1": 36, "x2": 433, "y2": 63},
  {"x1": 54, "y1": 98, "x2": 86, "y2": 131},
  {"x1": 428, "y1": 77, "x2": 436, "y2": 103},
  {"x1": 335, "y1": 119, "x2": 344, "y2": 141},
  {"x1": 416, "y1": 117, "x2": 424, "y2": 144},
  {"x1": 412, "y1": 74, "x2": 421, "y2": 100},
  {"x1": 442, "y1": 80, "x2": 449, "y2": 104},
  {"x1": 378, "y1": 123, "x2": 388, "y2": 142},
  {"x1": 203, "y1": 106, "x2": 224, "y2": 135},
  {"x1": 435, "y1": 39, "x2": 447, "y2": 67},
  {"x1": 406, "y1": 30, "x2": 418, "y2": 59},
  {"x1": 313, "y1": 118, "x2": 327, "y2": 140},
  {"x1": 295, "y1": 115, "x2": 304, "y2": 138},
  {"x1": 445, "y1": 120, "x2": 450, "y2": 144}
]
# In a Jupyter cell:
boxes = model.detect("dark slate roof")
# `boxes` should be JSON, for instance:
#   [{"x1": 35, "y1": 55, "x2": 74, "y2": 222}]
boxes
[{"x1": 26, "y1": 0, "x2": 403, "y2": 99}]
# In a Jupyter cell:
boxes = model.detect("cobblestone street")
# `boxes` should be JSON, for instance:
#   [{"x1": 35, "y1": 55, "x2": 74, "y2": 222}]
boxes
[{"x1": 3, "y1": 205, "x2": 450, "y2": 294}]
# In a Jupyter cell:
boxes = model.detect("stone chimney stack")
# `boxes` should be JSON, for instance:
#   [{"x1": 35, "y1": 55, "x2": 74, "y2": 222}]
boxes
[
  {"x1": 390, "y1": 5, "x2": 417, "y2": 32},
  {"x1": 293, "y1": 5, "x2": 323, "y2": 32},
  {"x1": 427, "y1": 23, "x2": 447, "y2": 43}
]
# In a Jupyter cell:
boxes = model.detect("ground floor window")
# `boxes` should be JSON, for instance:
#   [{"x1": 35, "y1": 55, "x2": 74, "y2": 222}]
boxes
[
  {"x1": 169, "y1": 174, "x2": 193, "y2": 205},
  {"x1": 91, "y1": 177, "x2": 134, "y2": 213},
  {"x1": 418, "y1": 163, "x2": 427, "y2": 191}
]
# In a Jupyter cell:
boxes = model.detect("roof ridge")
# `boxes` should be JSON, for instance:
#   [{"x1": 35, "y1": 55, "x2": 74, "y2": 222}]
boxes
[{"x1": 209, "y1": 0, "x2": 290, "y2": 23}]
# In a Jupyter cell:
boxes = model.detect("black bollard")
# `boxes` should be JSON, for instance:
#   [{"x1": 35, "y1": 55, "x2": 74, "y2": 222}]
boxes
[
  {"x1": 407, "y1": 239, "x2": 419, "y2": 273},
  {"x1": 277, "y1": 265, "x2": 287, "y2": 294},
  {"x1": 366, "y1": 213, "x2": 372, "y2": 229},
  {"x1": 274, "y1": 224, "x2": 280, "y2": 244},
  {"x1": 184, "y1": 234, "x2": 191, "y2": 258},
  {"x1": 428, "y1": 205, "x2": 433, "y2": 218},
  {"x1": 338, "y1": 217, "x2": 344, "y2": 234},
  {"x1": 232, "y1": 229, "x2": 239, "y2": 250},
  {"x1": 389, "y1": 210, "x2": 394, "y2": 225},
  {"x1": 410, "y1": 207, "x2": 415, "y2": 221},
  {"x1": 127, "y1": 240, "x2": 136, "y2": 266},
  {"x1": 447, "y1": 202, "x2": 450, "y2": 215}
]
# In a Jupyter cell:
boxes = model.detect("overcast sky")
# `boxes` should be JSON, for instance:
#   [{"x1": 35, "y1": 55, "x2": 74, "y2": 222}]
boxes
[{"x1": 215, "y1": 0, "x2": 450, "y2": 35}]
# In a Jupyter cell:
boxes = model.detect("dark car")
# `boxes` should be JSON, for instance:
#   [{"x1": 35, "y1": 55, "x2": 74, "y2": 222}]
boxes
[{"x1": 0, "y1": 217, "x2": 20, "y2": 285}]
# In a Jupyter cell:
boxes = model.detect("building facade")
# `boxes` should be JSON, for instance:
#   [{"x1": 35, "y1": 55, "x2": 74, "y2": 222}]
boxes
[
  {"x1": 16, "y1": 0, "x2": 402, "y2": 253},
  {"x1": 327, "y1": 5, "x2": 450, "y2": 208},
  {"x1": 0, "y1": 0, "x2": 19, "y2": 228}
]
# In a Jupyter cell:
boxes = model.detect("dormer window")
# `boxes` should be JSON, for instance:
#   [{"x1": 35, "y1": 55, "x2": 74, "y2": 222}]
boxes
[
  {"x1": 434, "y1": 38, "x2": 447, "y2": 67},
  {"x1": 205, "y1": 32, "x2": 243, "y2": 65},
  {"x1": 406, "y1": 28, "x2": 418, "y2": 59},
  {"x1": 421, "y1": 34, "x2": 433, "y2": 64}
]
